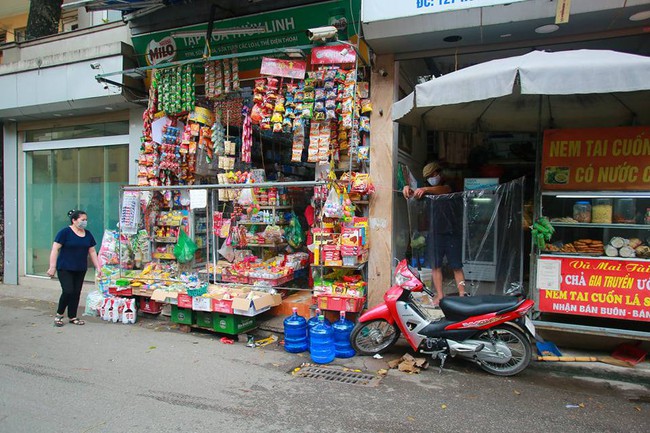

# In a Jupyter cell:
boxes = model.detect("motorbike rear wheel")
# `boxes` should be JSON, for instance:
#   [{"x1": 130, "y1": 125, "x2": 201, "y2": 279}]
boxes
[
  {"x1": 476, "y1": 325, "x2": 531, "y2": 376},
  {"x1": 350, "y1": 319, "x2": 401, "y2": 355}
]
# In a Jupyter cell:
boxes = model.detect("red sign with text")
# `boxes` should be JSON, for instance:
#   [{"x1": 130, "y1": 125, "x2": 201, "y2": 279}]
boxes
[
  {"x1": 260, "y1": 57, "x2": 307, "y2": 79},
  {"x1": 537, "y1": 257, "x2": 650, "y2": 322},
  {"x1": 310, "y1": 44, "x2": 356, "y2": 65},
  {"x1": 541, "y1": 126, "x2": 650, "y2": 191}
]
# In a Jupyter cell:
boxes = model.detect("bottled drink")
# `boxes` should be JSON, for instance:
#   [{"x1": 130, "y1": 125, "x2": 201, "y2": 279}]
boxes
[
  {"x1": 307, "y1": 308, "x2": 330, "y2": 343},
  {"x1": 283, "y1": 307, "x2": 308, "y2": 353},
  {"x1": 309, "y1": 315, "x2": 335, "y2": 364},
  {"x1": 333, "y1": 311, "x2": 356, "y2": 358}
]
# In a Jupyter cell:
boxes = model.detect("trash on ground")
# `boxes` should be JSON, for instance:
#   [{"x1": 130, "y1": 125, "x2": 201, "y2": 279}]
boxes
[
  {"x1": 387, "y1": 353, "x2": 429, "y2": 374},
  {"x1": 220, "y1": 337, "x2": 234, "y2": 344},
  {"x1": 373, "y1": 353, "x2": 383, "y2": 359}
]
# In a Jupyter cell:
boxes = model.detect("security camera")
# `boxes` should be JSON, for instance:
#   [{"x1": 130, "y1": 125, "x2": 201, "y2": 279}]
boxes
[
  {"x1": 306, "y1": 26, "x2": 338, "y2": 42},
  {"x1": 90, "y1": 62, "x2": 101, "y2": 70},
  {"x1": 378, "y1": 68, "x2": 388, "y2": 77}
]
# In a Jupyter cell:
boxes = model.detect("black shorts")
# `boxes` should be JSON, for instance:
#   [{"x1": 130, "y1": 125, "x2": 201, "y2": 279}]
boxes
[{"x1": 430, "y1": 232, "x2": 463, "y2": 269}]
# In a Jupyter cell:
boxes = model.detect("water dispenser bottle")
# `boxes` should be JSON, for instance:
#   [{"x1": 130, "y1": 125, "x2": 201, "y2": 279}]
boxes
[
  {"x1": 309, "y1": 315, "x2": 335, "y2": 364},
  {"x1": 283, "y1": 307, "x2": 308, "y2": 353},
  {"x1": 307, "y1": 308, "x2": 330, "y2": 344},
  {"x1": 333, "y1": 311, "x2": 356, "y2": 358}
]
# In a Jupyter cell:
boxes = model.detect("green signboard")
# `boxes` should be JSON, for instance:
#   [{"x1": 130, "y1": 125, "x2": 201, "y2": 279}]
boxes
[{"x1": 131, "y1": 0, "x2": 361, "y2": 70}]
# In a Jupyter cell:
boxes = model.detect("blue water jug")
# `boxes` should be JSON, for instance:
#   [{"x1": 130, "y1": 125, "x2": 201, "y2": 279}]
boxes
[
  {"x1": 333, "y1": 311, "x2": 356, "y2": 358},
  {"x1": 283, "y1": 307, "x2": 308, "y2": 353},
  {"x1": 307, "y1": 308, "x2": 330, "y2": 343},
  {"x1": 309, "y1": 315, "x2": 335, "y2": 364}
]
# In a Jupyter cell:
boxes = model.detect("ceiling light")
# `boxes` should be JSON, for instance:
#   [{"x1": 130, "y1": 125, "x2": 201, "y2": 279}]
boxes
[
  {"x1": 500, "y1": 33, "x2": 512, "y2": 38},
  {"x1": 105, "y1": 107, "x2": 114, "y2": 110},
  {"x1": 629, "y1": 10, "x2": 650, "y2": 21},
  {"x1": 443, "y1": 35, "x2": 462, "y2": 43},
  {"x1": 535, "y1": 24, "x2": 559, "y2": 34},
  {"x1": 282, "y1": 48, "x2": 305, "y2": 59}
]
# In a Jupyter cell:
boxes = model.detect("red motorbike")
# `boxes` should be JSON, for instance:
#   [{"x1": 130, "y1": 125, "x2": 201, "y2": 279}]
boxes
[{"x1": 351, "y1": 260, "x2": 536, "y2": 376}]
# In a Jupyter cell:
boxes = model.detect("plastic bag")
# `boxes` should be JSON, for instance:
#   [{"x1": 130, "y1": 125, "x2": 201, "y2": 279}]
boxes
[
  {"x1": 323, "y1": 186, "x2": 344, "y2": 218},
  {"x1": 83, "y1": 290, "x2": 105, "y2": 317},
  {"x1": 174, "y1": 229, "x2": 198, "y2": 264},
  {"x1": 286, "y1": 212, "x2": 306, "y2": 248}
]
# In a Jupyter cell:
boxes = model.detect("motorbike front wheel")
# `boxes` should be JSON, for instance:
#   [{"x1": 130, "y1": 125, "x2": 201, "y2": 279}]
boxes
[
  {"x1": 476, "y1": 325, "x2": 532, "y2": 376},
  {"x1": 350, "y1": 319, "x2": 401, "y2": 355}
]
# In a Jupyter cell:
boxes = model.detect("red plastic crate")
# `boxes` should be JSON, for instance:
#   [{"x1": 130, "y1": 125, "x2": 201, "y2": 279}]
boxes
[
  {"x1": 312, "y1": 295, "x2": 366, "y2": 313},
  {"x1": 109, "y1": 286, "x2": 132, "y2": 297},
  {"x1": 177, "y1": 293, "x2": 193, "y2": 309},
  {"x1": 222, "y1": 274, "x2": 249, "y2": 284},
  {"x1": 139, "y1": 297, "x2": 163, "y2": 314}
]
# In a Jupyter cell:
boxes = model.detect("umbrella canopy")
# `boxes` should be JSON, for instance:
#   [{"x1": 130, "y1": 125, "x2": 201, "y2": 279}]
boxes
[{"x1": 393, "y1": 49, "x2": 650, "y2": 132}]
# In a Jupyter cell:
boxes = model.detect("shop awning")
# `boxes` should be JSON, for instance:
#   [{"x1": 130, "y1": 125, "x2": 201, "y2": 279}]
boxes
[
  {"x1": 392, "y1": 49, "x2": 650, "y2": 132},
  {"x1": 61, "y1": 0, "x2": 182, "y2": 20}
]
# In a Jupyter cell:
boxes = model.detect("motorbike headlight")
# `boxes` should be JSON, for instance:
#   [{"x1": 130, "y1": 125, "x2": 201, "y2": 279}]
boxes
[{"x1": 395, "y1": 273, "x2": 410, "y2": 286}]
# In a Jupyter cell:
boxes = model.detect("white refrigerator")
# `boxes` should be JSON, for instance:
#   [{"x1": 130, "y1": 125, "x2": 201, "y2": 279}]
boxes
[{"x1": 462, "y1": 178, "x2": 499, "y2": 282}]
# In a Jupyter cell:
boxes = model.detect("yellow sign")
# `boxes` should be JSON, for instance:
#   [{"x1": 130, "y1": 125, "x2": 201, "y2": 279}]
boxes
[{"x1": 555, "y1": 0, "x2": 571, "y2": 24}]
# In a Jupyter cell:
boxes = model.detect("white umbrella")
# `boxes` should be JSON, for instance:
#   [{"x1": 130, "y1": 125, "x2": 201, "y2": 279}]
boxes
[{"x1": 393, "y1": 49, "x2": 650, "y2": 132}]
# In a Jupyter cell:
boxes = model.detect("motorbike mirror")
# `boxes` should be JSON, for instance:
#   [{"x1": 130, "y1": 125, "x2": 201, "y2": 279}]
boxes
[{"x1": 505, "y1": 282, "x2": 524, "y2": 296}]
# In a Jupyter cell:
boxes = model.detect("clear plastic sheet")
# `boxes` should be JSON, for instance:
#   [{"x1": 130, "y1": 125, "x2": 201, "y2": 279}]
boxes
[{"x1": 405, "y1": 177, "x2": 525, "y2": 296}]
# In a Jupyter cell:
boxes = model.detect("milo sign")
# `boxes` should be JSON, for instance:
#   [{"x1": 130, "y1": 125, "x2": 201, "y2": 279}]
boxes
[{"x1": 146, "y1": 36, "x2": 177, "y2": 65}]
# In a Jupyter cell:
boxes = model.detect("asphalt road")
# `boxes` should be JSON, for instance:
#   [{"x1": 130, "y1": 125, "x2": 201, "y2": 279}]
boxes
[{"x1": 0, "y1": 295, "x2": 648, "y2": 433}]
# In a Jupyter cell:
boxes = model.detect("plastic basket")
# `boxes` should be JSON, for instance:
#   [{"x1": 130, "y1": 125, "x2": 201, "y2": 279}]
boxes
[
  {"x1": 612, "y1": 343, "x2": 647, "y2": 365},
  {"x1": 186, "y1": 284, "x2": 208, "y2": 297}
]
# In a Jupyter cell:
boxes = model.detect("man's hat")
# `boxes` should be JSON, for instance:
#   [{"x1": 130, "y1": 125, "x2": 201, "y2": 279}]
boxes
[{"x1": 422, "y1": 162, "x2": 441, "y2": 178}]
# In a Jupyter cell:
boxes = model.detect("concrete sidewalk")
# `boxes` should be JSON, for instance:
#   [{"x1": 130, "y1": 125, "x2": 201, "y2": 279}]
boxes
[{"x1": 2, "y1": 281, "x2": 649, "y2": 386}]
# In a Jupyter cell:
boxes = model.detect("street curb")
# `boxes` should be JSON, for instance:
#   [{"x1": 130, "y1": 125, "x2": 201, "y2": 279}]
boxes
[{"x1": 530, "y1": 359, "x2": 650, "y2": 386}]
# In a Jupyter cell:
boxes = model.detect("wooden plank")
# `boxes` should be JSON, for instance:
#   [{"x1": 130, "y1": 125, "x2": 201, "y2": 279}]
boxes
[{"x1": 368, "y1": 54, "x2": 396, "y2": 307}]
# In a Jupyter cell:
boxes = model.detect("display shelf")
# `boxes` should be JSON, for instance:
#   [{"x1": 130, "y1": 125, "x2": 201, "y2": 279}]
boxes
[
  {"x1": 152, "y1": 253, "x2": 176, "y2": 260},
  {"x1": 237, "y1": 221, "x2": 288, "y2": 226},
  {"x1": 540, "y1": 253, "x2": 650, "y2": 261},
  {"x1": 241, "y1": 243, "x2": 288, "y2": 248},
  {"x1": 551, "y1": 222, "x2": 649, "y2": 229},
  {"x1": 154, "y1": 237, "x2": 178, "y2": 243},
  {"x1": 258, "y1": 205, "x2": 292, "y2": 210},
  {"x1": 312, "y1": 262, "x2": 367, "y2": 270},
  {"x1": 156, "y1": 222, "x2": 182, "y2": 227}
]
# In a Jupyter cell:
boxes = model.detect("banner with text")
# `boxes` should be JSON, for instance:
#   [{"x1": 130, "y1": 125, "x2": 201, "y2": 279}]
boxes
[
  {"x1": 132, "y1": 0, "x2": 360, "y2": 73},
  {"x1": 541, "y1": 126, "x2": 650, "y2": 191},
  {"x1": 362, "y1": 0, "x2": 529, "y2": 23},
  {"x1": 537, "y1": 257, "x2": 650, "y2": 322}
]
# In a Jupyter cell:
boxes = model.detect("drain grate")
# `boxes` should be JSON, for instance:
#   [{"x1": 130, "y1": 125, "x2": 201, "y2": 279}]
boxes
[{"x1": 292, "y1": 364, "x2": 382, "y2": 387}]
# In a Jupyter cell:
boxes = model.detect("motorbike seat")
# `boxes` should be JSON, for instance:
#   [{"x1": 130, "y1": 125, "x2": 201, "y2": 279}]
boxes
[{"x1": 440, "y1": 295, "x2": 520, "y2": 321}]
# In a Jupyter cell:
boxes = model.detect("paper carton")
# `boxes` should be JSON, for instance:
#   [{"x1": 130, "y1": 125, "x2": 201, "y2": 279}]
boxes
[{"x1": 232, "y1": 291, "x2": 282, "y2": 316}]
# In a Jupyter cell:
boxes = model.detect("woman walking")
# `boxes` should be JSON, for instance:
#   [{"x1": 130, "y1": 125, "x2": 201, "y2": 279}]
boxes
[{"x1": 47, "y1": 210, "x2": 102, "y2": 327}]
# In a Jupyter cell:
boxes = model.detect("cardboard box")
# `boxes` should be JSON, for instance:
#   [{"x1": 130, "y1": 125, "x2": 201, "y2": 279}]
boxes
[
  {"x1": 171, "y1": 305, "x2": 195, "y2": 325},
  {"x1": 192, "y1": 296, "x2": 213, "y2": 312},
  {"x1": 232, "y1": 291, "x2": 283, "y2": 317},
  {"x1": 212, "y1": 313, "x2": 256, "y2": 335}
]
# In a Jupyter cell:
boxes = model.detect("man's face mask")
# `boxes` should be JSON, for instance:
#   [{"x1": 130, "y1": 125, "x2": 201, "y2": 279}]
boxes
[{"x1": 427, "y1": 175, "x2": 441, "y2": 186}]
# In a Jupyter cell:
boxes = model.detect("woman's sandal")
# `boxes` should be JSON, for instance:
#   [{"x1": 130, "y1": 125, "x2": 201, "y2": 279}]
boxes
[
  {"x1": 54, "y1": 315, "x2": 64, "y2": 327},
  {"x1": 69, "y1": 318, "x2": 85, "y2": 326}
]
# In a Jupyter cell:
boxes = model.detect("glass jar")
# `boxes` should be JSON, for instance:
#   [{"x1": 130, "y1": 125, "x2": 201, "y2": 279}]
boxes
[
  {"x1": 592, "y1": 198, "x2": 613, "y2": 224},
  {"x1": 613, "y1": 198, "x2": 636, "y2": 224},
  {"x1": 573, "y1": 201, "x2": 592, "y2": 223}
]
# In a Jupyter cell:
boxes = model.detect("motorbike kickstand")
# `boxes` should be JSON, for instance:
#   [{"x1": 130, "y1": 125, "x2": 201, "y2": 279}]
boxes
[{"x1": 437, "y1": 353, "x2": 447, "y2": 374}]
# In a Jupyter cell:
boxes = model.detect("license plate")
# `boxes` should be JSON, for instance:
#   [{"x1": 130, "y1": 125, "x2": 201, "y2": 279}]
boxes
[{"x1": 524, "y1": 316, "x2": 536, "y2": 337}]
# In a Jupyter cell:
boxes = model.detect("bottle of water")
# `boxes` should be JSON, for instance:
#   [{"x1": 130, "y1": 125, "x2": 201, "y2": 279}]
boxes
[
  {"x1": 309, "y1": 315, "x2": 335, "y2": 364},
  {"x1": 283, "y1": 307, "x2": 308, "y2": 353},
  {"x1": 333, "y1": 311, "x2": 355, "y2": 358},
  {"x1": 307, "y1": 308, "x2": 330, "y2": 344}
]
